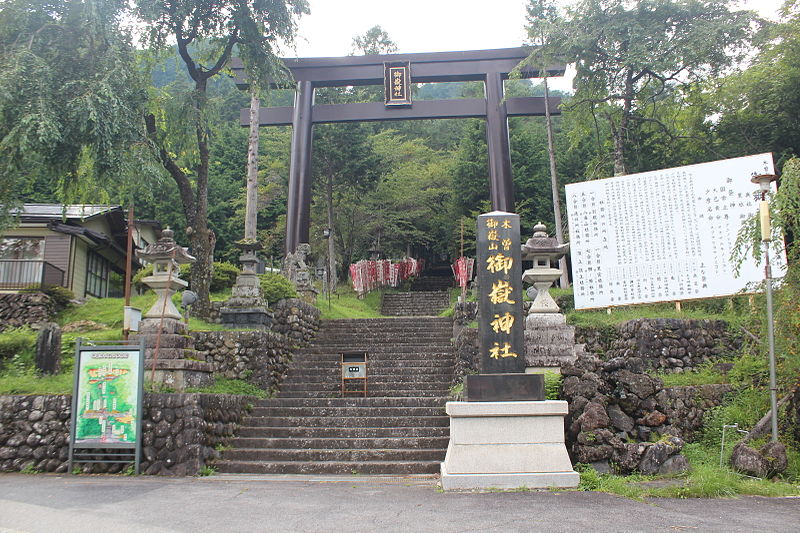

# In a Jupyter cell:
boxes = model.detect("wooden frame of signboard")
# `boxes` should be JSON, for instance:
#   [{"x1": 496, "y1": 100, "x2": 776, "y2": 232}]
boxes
[
  {"x1": 68, "y1": 338, "x2": 145, "y2": 475},
  {"x1": 341, "y1": 352, "x2": 368, "y2": 398}
]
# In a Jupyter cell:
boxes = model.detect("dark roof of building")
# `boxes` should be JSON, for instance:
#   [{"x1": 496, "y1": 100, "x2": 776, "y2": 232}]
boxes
[{"x1": 16, "y1": 204, "x2": 120, "y2": 220}]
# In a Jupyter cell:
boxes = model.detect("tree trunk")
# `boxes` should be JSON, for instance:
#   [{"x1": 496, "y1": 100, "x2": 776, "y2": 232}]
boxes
[
  {"x1": 326, "y1": 171, "x2": 337, "y2": 292},
  {"x1": 245, "y1": 88, "x2": 260, "y2": 243},
  {"x1": 190, "y1": 78, "x2": 213, "y2": 315},
  {"x1": 612, "y1": 69, "x2": 635, "y2": 176},
  {"x1": 543, "y1": 77, "x2": 569, "y2": 288}
]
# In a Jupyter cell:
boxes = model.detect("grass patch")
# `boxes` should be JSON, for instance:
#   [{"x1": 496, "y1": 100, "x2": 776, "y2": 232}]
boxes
[
  {"x1": 0, "y1": 372, "x2": 73, "y2": 395},
  {"x1": 563, "y1": 288, "x2": 757, "y2": 330},
  {"x1": 316, "y1": 285, "x2": 385, "y2": 320},
  {"x1": 656, "y1": 364, "x2": 729, "y2": 387},
  {"x1": 57, "y1": 292, "x2": 228, "y2": 331},
  {"x1": 185, "y1": 377, "x2": 267, "y2": 398},
  {"x1": 576, "y1": 444, "x2": 800, "y2": 500}
]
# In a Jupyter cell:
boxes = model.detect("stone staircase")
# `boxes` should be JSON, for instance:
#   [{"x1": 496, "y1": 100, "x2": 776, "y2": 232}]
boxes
[
  {"x1": 381, "y1": 291, "x2": 451, "y2": 316},
  {"x1": 215, "y1": 317, "x2": 456, "y2": 474}
]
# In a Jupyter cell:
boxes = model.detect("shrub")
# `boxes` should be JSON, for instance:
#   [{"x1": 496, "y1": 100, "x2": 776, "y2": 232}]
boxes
[
  {"x1": 544, "y1": 372, "x2": 562, "y2": 400},
  {"x1": 209, "y1": 261, "x2": 239, "y2": 292},
  {"x1": 18, "y1": 285, "x2": 75, "y2": 309},
  {"x1": 0, "y1": 327, "x2": 37, "y2": 374},
  {"x1": 133, "y1": 262, "x2": 238, "y2": 293},
  {"x1": 259, "y1": 272, "x2": 297, "y2": 304}
]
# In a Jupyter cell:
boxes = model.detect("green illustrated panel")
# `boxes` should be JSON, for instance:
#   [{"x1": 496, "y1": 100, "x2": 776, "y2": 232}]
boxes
[{"x1": 75, "y1": 350, "x2": 141, "y2": 445}]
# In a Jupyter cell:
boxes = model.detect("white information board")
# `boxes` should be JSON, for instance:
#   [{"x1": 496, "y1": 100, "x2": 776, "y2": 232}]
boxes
[{"x1": 565, "y1": 153, "x2": 782, "y2": 310}]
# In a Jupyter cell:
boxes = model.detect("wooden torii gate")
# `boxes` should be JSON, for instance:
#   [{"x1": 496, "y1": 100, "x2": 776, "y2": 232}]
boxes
[{"x1": 231, "y1": 48, "x2": 564, "y2": 254}]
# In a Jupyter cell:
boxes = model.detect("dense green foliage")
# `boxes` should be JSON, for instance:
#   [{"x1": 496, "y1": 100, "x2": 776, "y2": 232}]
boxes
[
  {"x1": 258, "y1": 272, "x2": 297, "y2": 303},
  {"x1": 0, "y1": 0, "x2": 158, "y2": 229},
  {"x1": 132, "y1": 262, "x2": 238, "y2": 292}
]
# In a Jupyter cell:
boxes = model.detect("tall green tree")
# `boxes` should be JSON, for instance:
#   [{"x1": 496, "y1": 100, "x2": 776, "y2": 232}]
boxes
[
  {"x1": 0, "y1": 0, "x2": 154, "y2": 229},
  {"x1": 713, "y1": 0, "x2": 800, "y2": 164},
  {"x1": 134, "y1": 0, "x2": 308, "y2": 314},
  {"x1": 525, "y1": 0, "x2": 758, "y2": 176}
]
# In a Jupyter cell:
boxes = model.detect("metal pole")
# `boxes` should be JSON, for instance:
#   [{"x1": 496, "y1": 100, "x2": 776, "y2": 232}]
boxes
[
  {"x1": 123, "y1": 205, "x2": 134, "y2": 340},
  {"x1": 751, "y1": 173, "x2": 780, "y2": 442},
  {"x1": 763, "y1": 232, "x2": 779, "y2": 442}
]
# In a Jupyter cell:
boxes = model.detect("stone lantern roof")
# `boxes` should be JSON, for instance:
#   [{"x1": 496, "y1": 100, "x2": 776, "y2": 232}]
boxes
[
  {"x1": 521, "y1": 222, "x2": 569, "y2": 260},
  {"x1": 135, "y1": 228, "x2": 196, "y2": 265}
]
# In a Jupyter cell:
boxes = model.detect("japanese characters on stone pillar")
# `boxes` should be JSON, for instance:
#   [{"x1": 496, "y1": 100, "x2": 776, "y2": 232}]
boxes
[{"x1": 476, "y1": 211, "x2": 525, "y2": 374}]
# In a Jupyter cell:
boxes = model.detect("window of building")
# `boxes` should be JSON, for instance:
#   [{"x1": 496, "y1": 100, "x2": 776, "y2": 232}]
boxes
[
  {"x1": 0, "y1": 237, "x2": 44, "y2": 260},
  {"x1": 0, "y1": 237, "x2": 45, "y2": 287},
  {"x1": 86, "y1": 251, "x2": 110, "y2": 298}
]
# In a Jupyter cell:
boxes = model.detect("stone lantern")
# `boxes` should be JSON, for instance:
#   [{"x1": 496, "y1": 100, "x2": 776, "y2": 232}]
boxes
[
  {"x1": 133, "y1": 228, "x2": 212, "y2": 390},
  {"x1": 136, "y1": 228, "x2": 196, "y2": 320},
  {"x1": 521, "y1": 222, "x2": 569, "y2": 314}
]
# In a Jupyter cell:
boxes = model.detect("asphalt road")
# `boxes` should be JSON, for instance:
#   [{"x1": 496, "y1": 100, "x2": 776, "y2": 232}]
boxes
[{"x1": 1, "y1": 473, "x2": 798, "y2": 533}]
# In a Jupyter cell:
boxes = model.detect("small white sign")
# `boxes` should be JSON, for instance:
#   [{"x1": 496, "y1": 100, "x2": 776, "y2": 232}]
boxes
[{"x1": 124, "y1": 306, "x2": 142, "y2": 332}]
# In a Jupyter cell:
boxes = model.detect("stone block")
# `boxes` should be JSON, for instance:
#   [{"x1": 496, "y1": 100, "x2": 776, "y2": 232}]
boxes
[{"x1": 441, "y1": 401, "x2": 578, "y2": 490}]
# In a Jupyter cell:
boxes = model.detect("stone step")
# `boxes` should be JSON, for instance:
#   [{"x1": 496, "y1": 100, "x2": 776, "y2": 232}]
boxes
[
  {"x1": 279, "y1": 381, "x2": 452, "y2": 390},
  {"x1": 236, "y1": 426, "x2": 450, "y2": 438},
  {"x1": 244, "y1": 416, "x2": 449, "y2": 428},
  {"x1": 248, "y1": 406, "x2": 446, "y2": 417},
  {"x1": 296, "y1": 348, "x2": 454, "y2": 357},
  {"x1": 214, "y1": 460, "x2": 441, "y2": 475},
  {"x1": 277, "y1": 390, "x2": 449, "y2": 398},
  {"x1": 134, "y1": 334, "x2": 194, "y2": 349},
  {"x1": 222, "y1": 448, "x2": 445, "y2": 462},
  {"x1": 312, "y1": 332, "x2": 452, "y2": 339},
  {"x1": 309, "y1": 332, "x2": 452, "y2": 341},
  {"x1": 320, "y1": 318, "x2": 452, "y2": 326},
  {"x1": 284, "y1": 370, "x2": 453, "y2": 383},
  {"x1": 229, "y1": 436, "x2": 450, "y2": 450},
  {"x1": 287, "y1": 360, "x2": 456, "y2": 370},
  {"x1": 254, "y1": 397, "x2": 448, "y2": 408},
  {"x1": 298, "y1": 346, "x2": 453, "y2": 354}
]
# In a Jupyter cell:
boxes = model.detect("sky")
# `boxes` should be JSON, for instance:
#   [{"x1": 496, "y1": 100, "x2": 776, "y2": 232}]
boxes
[{"x1": 290, "y1": 0, "x2": 786, "y2": 59}]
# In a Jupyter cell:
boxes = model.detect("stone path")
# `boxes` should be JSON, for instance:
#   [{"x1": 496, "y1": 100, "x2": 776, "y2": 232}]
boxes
[{"x1": 2, "y1": 474, "x2": 799, "y2": 533}]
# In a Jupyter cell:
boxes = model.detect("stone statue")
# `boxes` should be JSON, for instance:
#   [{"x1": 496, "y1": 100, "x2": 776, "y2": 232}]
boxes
[{"x1": 282, "y1": 243, "x2": 318, "y2": 303}]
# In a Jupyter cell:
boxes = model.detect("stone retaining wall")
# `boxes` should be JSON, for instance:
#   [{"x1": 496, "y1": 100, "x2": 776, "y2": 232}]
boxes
[
  {"x1": 192, "y1": 330, "x2": 293, "y2": 392},
  {"x1": 0, "y1": 393, "x2": 252, "y2": 475},
  {"x1": 453, "y1": 327, "x2": 479, "y2": 388},
  {"x1": 270, "y1": 299, "x2": 320, "y2": 345},
  {"x1": 191, "y1": 298, "x2": 319, "y2": 392},
  {"x1": 0, "y1": 293, "x2": 56, "y2": 332},
  {"x1": 576, "y1": 318, "x2": 741, "y2": 373},
  {"x1": 561, "y1": 352, "x2": 732, "y2": 469}
]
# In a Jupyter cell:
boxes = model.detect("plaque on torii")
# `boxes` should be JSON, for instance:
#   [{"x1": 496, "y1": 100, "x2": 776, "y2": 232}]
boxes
[{"x1": 230, "y1": 48, "x2": 565, "y2": 254}]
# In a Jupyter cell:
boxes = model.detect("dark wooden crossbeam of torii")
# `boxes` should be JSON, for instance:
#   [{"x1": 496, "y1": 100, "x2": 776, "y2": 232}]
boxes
[{"x1": 231, "y1": 47, "x2": 565, "y2": 254}]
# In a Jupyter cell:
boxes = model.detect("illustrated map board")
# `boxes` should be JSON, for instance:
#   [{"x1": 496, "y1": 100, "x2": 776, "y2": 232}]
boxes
[
  {"x1": 68, "y1": 339, "x2": 144, "y2": 473},
  {"x1": 565, "y1": 153, "x2": 784, "y2": 310}
]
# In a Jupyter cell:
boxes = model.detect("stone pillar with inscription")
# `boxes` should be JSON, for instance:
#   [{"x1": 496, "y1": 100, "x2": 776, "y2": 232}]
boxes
[
  {"x1": 467, "y1": 212, "x2": 537, "y2": 399},
  {"x1": 440, "y1": 211, "x2": 579, "y2": 490}
]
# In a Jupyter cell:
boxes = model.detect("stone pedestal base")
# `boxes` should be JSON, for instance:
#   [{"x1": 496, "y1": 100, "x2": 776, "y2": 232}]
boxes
[
  {"x1": 440, "y1": 400, "x2": 579, "y2": 490},
  {"x1": 132, "y1": 318, "x2": 213, "y2": 391},
  {"x1": 221, "y1": 271, "x2": 273, "y2": 329},
  {"x1": 220, "y1": 306, "x2": 273, "y2": 329},
  {"x1": 524, "y1": 313, "x2": 585, "y2": 369}
]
